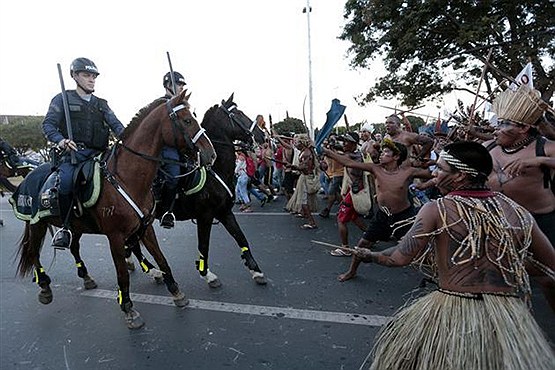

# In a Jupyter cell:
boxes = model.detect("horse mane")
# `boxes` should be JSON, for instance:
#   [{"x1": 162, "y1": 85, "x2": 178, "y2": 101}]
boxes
[
  {"x1": 201, "y1": 104, "x2": 220, "y2": 133},
  {"x1": 120, "y1": 98, "x2": 167, "y2": 141}
]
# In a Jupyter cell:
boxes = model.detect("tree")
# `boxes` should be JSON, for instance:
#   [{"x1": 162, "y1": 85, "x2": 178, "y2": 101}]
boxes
[
  {"x1": 340, "y1": 0, "x2": 555, "y2": 107},
  {"x1": 272, "y1": 117, "x2": 307, "y2": 135},
  {"x1": 0, "y1": 116, "x2": 47, "y2": 152}
]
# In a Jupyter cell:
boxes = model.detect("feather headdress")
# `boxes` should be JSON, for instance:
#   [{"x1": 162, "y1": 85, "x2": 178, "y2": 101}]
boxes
[{"x1": 492, "y1": 85, "x2": 548, "y2": 126}]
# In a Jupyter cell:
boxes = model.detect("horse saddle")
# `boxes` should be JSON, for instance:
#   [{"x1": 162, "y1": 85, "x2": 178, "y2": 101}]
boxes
[{"x1": 10, "y1": 159, "x2": 102, "y2": 224}]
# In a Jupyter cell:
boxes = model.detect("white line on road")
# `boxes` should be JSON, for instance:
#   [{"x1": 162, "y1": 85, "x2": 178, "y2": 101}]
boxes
[{"x1": 81, "y1": 289, "x2": 391, "y2": 327}]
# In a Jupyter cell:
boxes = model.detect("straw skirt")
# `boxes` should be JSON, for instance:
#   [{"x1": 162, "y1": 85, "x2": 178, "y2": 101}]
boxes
[{"x1": 370, "y1": 290, "x2": 554, "y2": 370}]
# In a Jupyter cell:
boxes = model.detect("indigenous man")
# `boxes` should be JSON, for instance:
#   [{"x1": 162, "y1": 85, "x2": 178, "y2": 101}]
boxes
[
  {"x1": 323, "y1": 138, "x2": 432, "y2": 281},
  {"x1": 484, "y1": 85, "x2": 554, "y2": 245},
  {"x1": 286, "y1": 134, "x2": 318, "y2": 229},
  {"x1": 329, "y1": 132, "x2": 368, "y2": 256},
  {"x1": 348, "y1": 141, "x2": 555, "y2": 370},
  {"x1": 384, "y1": 114, "x2": 434, "y2": 165}
]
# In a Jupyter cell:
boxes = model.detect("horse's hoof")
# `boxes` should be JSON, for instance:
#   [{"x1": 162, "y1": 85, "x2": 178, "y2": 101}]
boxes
[
  {"x1": 252, "y1": 271, "x2": 267, "y2": 285},
  {"x1": 124, "y1": 309, "x2": 145, "y2": 330},
  {"x1": 172, "y1": 292, "x2": 189, "y2": 307},
  {"x1": 38, "y1": 289, "x2": 53, "y2": 304},
  {"x1": 83, "y1": 276, "x2": 98, "y2": 290},
  {"x1": 208, "y1": 279, "x2": 222, "y2": 288}
]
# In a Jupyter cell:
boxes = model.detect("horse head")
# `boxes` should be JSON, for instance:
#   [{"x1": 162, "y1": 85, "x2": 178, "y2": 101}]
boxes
[
  {"x1": 164, "y1": 90, "x2": 217, "y2": 167},
  {"x1": 209, "y1": 93, "x2": 266, "y2": 148}
]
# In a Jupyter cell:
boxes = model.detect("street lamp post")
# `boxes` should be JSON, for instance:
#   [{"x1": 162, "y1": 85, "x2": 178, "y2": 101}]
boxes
[{"x1": 303, "y1": 0, "x2": 314, "y2": 139}]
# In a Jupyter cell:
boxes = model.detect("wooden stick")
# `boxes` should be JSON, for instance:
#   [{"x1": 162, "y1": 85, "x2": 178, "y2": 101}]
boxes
[
  {"x1": 469, "y1": 48, "x2": 493, "y2": 124},
  {"x1": 311, "y1": 240, "x2": 352, "y2": 252}
]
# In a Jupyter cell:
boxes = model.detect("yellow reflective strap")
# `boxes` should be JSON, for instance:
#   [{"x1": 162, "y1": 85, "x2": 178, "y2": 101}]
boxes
[
  {"x1": 241, "y1": 247, "x2": 249, "y2": 252},
  {"x1": 199, "y1": 259, "x2": 205, "y2": 272},
  {"x1": 118, "y1": 289, "x2": 123, "y2": 305},
  {"x1": 76, "y1": 262, "x2": 83, "y2": 268},
  {"x1": 140, "y1": 261, "x2": 149, "y2": 273},
  {"x1": 39, "y1": 267, "x2": 45, "y2": 273},
  {"x1": 34, "y1": 269, "x2": 38, "y2": 282}
]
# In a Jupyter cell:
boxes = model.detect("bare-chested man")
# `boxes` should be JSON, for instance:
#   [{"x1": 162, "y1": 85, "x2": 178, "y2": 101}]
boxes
[
  {"x1": 384, "y1": 114, "x2": 434, "y2": 165},
  {"x1": 348, "y1": 141, "x2": 555, "y2": 370},
  {"x1": 484, "y1": 86, "x2": 555, "y2": 245},
  {"x1": 323, "y1": 138, "x2": 432, "y2": 281}
]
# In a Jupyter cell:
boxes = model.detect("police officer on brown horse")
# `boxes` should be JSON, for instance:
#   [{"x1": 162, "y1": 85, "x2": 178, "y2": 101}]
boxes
[{"x1": 42, "y1": 57, "x2": 125, "y2": 249}]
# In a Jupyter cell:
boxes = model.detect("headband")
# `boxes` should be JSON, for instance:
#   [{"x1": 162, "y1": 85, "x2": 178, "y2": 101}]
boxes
[{"x1": 439, "y1": 150, "x2": 480, "y2": 176}]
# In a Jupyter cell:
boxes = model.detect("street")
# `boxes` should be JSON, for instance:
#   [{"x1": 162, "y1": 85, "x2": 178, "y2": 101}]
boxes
[{"x1": 1, "y1": 194, "x2": 553, "y2": 370}]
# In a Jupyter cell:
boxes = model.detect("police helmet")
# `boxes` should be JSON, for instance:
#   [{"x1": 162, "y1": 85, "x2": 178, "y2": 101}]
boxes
[
  {"x1": 70, "y1": 58, "x2": 99, "y2": 76},
  {"x1": 163, "y1": 71, "x2": 186, "y2": 88}
]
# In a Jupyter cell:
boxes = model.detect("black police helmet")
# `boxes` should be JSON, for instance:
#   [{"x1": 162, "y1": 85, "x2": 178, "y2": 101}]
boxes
[
  {"x1": 163, "y1": 71, "x2": 186, "y2": 88},
  {"x1": 70, "y1": 57, "x2": 99, "y2": 77}
]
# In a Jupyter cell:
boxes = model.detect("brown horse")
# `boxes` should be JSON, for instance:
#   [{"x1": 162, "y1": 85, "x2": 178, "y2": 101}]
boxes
[{"x1": 14, "y1": 90, "x2": 216, "y2": 329}]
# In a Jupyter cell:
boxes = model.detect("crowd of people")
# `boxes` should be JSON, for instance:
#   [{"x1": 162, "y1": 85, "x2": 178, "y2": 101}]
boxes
[{"x1": 232, "y1": 85, "x2": 555, "y2": 368}]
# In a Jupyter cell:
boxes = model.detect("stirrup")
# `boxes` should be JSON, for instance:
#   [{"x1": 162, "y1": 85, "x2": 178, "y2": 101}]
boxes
[
  {"x1": 160, "y1": 211, "x2": 176, "y2": 229},
  {"x1": 51, "y1": 228, "x2": 72, "y2": 250}
]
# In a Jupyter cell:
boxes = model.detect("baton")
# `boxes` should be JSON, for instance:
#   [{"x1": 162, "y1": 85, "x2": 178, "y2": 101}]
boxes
[
  {"x1": 166, "y1": 51, "x2": 177, "y2": 97},
  {"x1": 57, "y1": 63, "x2": 76, "y2": 164},
  {"x1": 310, "y1": 240, "x2": 352, "y2": 252}
]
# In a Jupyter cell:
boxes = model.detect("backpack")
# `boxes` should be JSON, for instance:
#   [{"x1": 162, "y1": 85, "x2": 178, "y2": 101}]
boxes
[{"x1": 245, "y1": 156, "x2": 256, "y2": 178}]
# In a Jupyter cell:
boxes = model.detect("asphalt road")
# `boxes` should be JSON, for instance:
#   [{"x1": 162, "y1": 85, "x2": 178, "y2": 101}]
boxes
[{"x1": 1, "y1": 193, "x2": 553, "y2": 370}]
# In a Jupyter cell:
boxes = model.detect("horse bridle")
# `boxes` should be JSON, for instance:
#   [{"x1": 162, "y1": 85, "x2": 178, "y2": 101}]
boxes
[
  {"x1": 166, "y1": 100, "x2": 208, "y2": 162},
  {"x1": 218, "y1": 101, "x2": 257, "y2": 148}
]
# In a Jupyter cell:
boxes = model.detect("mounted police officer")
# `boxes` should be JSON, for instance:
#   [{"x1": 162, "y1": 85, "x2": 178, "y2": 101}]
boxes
[
  {"x1": 42, "y1": 57, "x2": 125, "y2": 249},
  {"x1": 158, "y1": 71, "x2": 186, "y2": 228}
]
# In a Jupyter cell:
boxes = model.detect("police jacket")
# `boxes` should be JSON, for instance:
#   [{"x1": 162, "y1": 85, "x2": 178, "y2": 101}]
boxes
[{"x1": 42, "y1": 90, "x2": 124, "y2": 150}]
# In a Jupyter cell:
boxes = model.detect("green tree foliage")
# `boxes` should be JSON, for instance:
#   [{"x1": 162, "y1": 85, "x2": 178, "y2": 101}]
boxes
[
  {"x1": 341, "y1": 0, "x2": 555, "y2": 106},
  {"x1": 272, "y1": 117, "x2": 308, "y2": 135},
  {"x1": 0, "y1": 116, "x2": 47, "y2": 152}
]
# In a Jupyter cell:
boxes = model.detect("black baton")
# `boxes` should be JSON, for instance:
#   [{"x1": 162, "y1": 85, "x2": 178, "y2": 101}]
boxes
[{"x1": 57, "y1": 63, "x2": 76, "y2": 164}]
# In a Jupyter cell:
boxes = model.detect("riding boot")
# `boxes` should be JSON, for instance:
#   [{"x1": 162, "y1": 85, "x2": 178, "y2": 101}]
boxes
[
  {"x1": 160, "y1": 187, "x2": 177, "y2": 229},
  {"x1": 51, "y1": 196, "x2": 73, "y2": 249}
]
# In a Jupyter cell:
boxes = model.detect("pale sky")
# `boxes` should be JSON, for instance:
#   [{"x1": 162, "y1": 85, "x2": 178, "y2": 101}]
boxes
[{"x1": 0, "y1": 1, "x2": 465, "y2": 131}]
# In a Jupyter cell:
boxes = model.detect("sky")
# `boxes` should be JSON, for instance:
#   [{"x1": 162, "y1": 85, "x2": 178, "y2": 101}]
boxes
[{"x1": 0, "y1": 1, "x2": 467, "y2": 133}]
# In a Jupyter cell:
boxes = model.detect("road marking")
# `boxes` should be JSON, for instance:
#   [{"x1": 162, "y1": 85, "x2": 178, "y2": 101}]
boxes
[{"x1": 81, "y1": 289, "x2": 391, "y2": 327}]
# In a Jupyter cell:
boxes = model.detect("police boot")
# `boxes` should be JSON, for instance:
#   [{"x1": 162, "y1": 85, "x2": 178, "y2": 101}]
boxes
[
  {"x1": 160, "y1": 187, "x2": 177, "y2": 229},
  {"x1": 51, "y1": 197, "x2": 73, "y2": 249}
]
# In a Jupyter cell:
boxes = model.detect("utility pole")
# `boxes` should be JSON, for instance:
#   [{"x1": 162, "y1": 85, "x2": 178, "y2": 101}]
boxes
[{"x1": 303, "y1": 0, "x2": 314, "y2": 139}]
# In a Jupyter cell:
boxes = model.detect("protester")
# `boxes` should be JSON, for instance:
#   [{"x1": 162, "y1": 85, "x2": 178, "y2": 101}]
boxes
[
  {"x1": 286, "y1": 134, "x2": 319, "y2": 229},
  {"x1": 384, "y1": 114, "x2": 434, "y2": 165},
  {"x1": 42, "y1": 57, "x2": 124, "y2": 249},
  {"x1": 348, "y1": 141, "x2": 554, "y2": 370},
  {"x1": 328, "y1": 132, "x2": 368, "y2": 256},
  {"x1": 319, "y1": 135, "x2": 344, "y2": 219},
  {"x1": 234, "y1": 150, "x2": 252, "y2": 212},
  {"x1": 485, "y1": 85, "x2": 554, "y2": 245},
  {"x1": 323, "y1": 138, "x2": 432, "y2": 281}
]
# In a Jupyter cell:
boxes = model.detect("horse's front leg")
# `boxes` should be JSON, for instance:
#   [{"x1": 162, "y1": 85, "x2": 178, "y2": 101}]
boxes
[
  {"x1": 140, "y1": 225, "x2": 188, "y2": 307},
  {"x1": 107, "y1": 233, "x2": 144, "y2": 329},
  {"x1": 69, "y1": 232, "x2": 97, "y2": 290},
  {"x1": 218, "y1": 212, "x2": 266, "y2": 285},
  {"x1": 196, "y1": 217, "x2": 221, "y2": 288}
]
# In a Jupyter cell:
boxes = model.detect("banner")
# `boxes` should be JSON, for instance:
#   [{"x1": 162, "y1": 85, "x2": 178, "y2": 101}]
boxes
[
  {"x1": 314, "y1": 98, "x2": 346, "y2": 154},
  {"x1": 509, "y1": 62, "x2": 533, "y2": 90}
]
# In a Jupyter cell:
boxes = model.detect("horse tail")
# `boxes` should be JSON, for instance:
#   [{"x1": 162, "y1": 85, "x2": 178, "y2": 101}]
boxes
[{"x1": 15, "y1": 222, "x2": 46, "y2": 277}]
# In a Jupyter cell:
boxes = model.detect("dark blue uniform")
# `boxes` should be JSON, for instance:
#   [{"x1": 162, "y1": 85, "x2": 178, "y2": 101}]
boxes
[{"x1": 42, "y1": 90, "x2": 124, "y2": 195}]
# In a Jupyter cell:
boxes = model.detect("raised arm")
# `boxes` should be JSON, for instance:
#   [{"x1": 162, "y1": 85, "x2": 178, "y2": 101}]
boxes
[{"x1": 322, "y1": 147, "x2": 376, "y2": 173}]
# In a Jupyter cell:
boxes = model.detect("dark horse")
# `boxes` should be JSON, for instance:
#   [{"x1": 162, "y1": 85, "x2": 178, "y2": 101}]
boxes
[
  {"x1": 0, "y1": 158, "x2": 38, "y2": 193},
  {"x1": 14, "y1": 90, "x2": 216, "y2": 329},
  {"x1": 128, "y1": 94, "x2": 268, "y2": 288}
]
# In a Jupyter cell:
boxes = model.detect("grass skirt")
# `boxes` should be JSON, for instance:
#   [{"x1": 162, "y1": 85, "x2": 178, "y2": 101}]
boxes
[
  {"x1": 285, "y1": 174, "x2": 318, "y2": 214},
  {"x1": 369, "y1": 291, "x2": 554, "y2": 370}
]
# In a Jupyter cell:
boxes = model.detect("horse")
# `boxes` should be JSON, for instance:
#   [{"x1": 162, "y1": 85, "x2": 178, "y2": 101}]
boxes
[
  {"x1": 0, "y1": 158, "x2": 38, "y2": 193},
  {"x1": 127, "y1": 93, "x2": 268, "y2": 288},
  {"x1": 14, "y1": 90, "x2": 216, "y2": 329}
]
